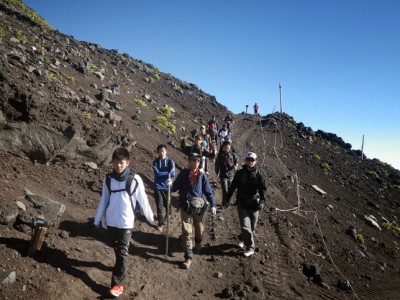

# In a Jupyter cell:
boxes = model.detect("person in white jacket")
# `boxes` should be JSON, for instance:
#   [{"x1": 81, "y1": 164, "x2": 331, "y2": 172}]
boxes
[{"x1": 94, "y1": 147, "x2": 154, "y2": 298}]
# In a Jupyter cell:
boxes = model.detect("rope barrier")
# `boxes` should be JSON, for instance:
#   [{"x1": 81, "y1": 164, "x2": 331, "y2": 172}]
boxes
[{"x1": 254, "y1": 113, "x2": 360, "y2": 299}]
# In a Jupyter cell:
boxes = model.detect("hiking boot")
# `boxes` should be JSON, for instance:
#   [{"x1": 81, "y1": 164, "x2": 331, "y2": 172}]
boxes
[
  {"x1": 110, "y1": 285, "x2": 124, "y2": 297},
  {"x1": 236, "y1": 238, "x2": 244, "y2": 249},
  {"x1": 183, "y1": 259, "x2": 192, "y2": 269},
  {"x1": 194, "y1": 242, "x2": 202, "y2": 254},
  {"x1": 244, "y1": 249, "x2": 255, "y2": 257},
  {"x1": 157, "y1": 225, "x2": 163, "y2": 232}
]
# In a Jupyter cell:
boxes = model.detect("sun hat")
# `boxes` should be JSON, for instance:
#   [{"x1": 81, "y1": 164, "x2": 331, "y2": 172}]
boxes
[{"x1": 245, "y1": 152, "x2": 257, "y2": 160}]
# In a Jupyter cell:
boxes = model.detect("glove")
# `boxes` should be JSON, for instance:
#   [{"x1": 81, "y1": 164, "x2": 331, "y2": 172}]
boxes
[
  {"x1": 166, "y1": 179, "x2": 172, "y2": 186},
  {"x1": 211, "y1": 206, "x2": 217, "y2": 216},
  {"x1": 257, "y1": 203, "x2": 265, "y2": 211}
]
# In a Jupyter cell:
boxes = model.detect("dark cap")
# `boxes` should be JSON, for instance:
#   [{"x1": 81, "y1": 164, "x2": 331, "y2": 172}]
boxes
[{"x1": 188, "y1": 153, "x2": 201, "y2": 160}]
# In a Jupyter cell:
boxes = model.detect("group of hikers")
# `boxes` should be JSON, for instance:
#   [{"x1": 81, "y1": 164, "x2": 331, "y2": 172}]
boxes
[{"x1": 93, "y1": 113, "x2": 267, "y2": 298}]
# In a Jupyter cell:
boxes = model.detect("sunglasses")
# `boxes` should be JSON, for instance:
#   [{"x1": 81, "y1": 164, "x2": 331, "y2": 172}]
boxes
[
  {"x1": 190, "y1": 158, "x2": 201, "y2": 162},
  {"x1": 246, "y1": 158, "x2": 255, "y2": 162}
]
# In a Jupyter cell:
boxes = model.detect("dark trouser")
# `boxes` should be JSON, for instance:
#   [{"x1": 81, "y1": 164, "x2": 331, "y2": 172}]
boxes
[
  {"x1": 237, "y1": 205, "x2": 259, "y2": 251},
  {"x1": 154, "y1": 188, "x2": 171, "y2": 226},
  {"x1": 107, "y1": 226, "x2": 132, "y2": 287},
  {"x1": 220, "y1": 177, "x2": 233, "y2": 206}
]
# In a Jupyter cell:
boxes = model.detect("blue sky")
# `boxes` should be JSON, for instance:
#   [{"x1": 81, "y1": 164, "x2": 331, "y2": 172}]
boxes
[{"x1": 24, "y1": 0, "x2": 399, "y2": 170}]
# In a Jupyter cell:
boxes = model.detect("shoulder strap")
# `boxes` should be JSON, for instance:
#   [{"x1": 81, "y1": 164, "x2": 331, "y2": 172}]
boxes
[{"x1": 126, "y1": 171, "x2": 138, "y2": 196}]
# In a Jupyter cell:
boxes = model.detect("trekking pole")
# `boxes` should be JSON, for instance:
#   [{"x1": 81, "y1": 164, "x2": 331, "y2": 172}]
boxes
[{"x1": 165, "y1": 174, "x2": 171, "y2": 256}]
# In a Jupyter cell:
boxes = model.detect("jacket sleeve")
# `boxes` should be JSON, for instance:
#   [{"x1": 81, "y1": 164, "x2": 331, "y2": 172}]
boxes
[
  {"x1": 215, "y1": 153, "x2": 220, "y2": 175},
  {"x1": 171, "y1": 170, "x2": 183, "y2": 193},
  {"x1": 94, "y1": 177, "x2": 109, "y2": 225},
  {"x1": 227, "y1": 170, "x2": 241, "y2": 199},
  {"x1": 169, "y1": 159, "x2": 176, "y2": 178},
  {"x1": 133, "y1": 175, "x2": 154, "y2": 222},
  {"x1": 257, "y1": 172, "x2": 267, "y2": 203},
  {"x1": 202, "y1": 174, "x2": 216, "y2": 207}
]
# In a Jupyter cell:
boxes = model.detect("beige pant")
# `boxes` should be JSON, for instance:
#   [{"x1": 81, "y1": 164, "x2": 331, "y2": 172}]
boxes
[{"x1": 181, "y1": 209, "x2": 205, "y2": 259}]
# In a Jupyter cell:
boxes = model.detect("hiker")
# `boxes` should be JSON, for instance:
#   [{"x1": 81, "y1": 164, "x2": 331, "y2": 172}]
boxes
[
  {"x1": 171, "y1": 152, "x2": 217, "y2": 269},
  {"x1": 207, "y1": 123, "x2": 219, "y2": 157},
  {"x1": 218, "y1": 124, "x2": 230, "y2": 145},
  {"x1": 215, "y1": 140, "x2": 238, "y2": 207},
  {"x1": 181, "y1": 132, "x2": 214, "y2": 175},
  {"x1": 152, "y1": 144, "x2": 175, "y2": 231},
  {"x1": 227, "y1": 152, "x2": 267, "y2": 257},
  {"x1": 94, "y1": 147, "x2": 154, "y2": 297},
  {"x1": 245, "y1": 105, "x2": 249, "y2": 114},
  {"x1": 223, "y1": 113, "x2": 234, "y2": 135},
  {"x1": 207, "y1": 115, "x2": 219, "y2": 132},
  {"x1": 253, "y1": 103, "x2": 259, "y2": 116}
]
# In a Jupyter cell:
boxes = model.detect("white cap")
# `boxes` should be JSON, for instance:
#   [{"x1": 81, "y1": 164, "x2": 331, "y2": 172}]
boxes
[{"x1": 246, "y1": 152, "x2": 257, "y2": 160}]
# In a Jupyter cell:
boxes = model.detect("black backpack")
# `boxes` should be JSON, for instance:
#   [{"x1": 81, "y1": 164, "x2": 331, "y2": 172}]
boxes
[{"x1": 105, "y1": 171, "x2": 138, "y2": 210}]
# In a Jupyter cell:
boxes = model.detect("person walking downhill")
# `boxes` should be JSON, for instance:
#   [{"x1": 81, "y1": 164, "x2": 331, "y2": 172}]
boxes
[
  {"x1": 94, "y1": 147, "x2": 154, "y2": 297},
  {"x1": 181, "y1": 133, "x2": 214, "y2": 174},
  {"x1": 227, "y1": 152, "x2": 267, "y2": 257},
  {"x1": 253, "y1": 103, "x2": 259, "y2": 116},
  {"x1": 152, "y1": 144, "x2": 175, "y2": 232},
  {"x1": 215, "y1": 140, "x2": 238, "y2": 207},
  {"x1": 171, "y1": 152, "x2": 217, "y2": 269}
]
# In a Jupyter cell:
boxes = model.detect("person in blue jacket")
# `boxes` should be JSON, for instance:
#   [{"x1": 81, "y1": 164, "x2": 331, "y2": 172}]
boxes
[
  {"x1": 152, "y1": 144, "x2": 175, "y2": 231},
  {"x1": 171, "y1": 152, "x2": 217, "y2": 269}
]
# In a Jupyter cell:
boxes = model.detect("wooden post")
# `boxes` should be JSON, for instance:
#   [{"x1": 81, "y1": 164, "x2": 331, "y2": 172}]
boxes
[
  {"x1": 361, "y1": 135, "x2": 365, "y2": 160},
  {"x1": 279, "y1": 83, "x2": 283, "y2": 113}
]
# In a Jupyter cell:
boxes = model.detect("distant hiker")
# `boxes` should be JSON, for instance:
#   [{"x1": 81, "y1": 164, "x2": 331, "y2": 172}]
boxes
[
  {"x1": 181, "y1": 134, "x2": 214, "y2": 174},
  {"x1": 94, "y1": 147, "x2": 154, "y2": 297},
  {"x1": 152, "y1": 144, "x2": 175, "y2": 231},
  {"x1": 171, "y1": 152, "x2": 216, "y2": 269},
  {"x1": 215, "y1": 140, "x2": 238, "y2": 207},
  {"x1": 207, "y1": 123, "x2": 219, "y2": 156},
  {"x1": 245, "y1": 105, "x2": 249, "y2": 113},
  {"x1": 218, "y1": 124, "x2": 230, "y2": 146},
  {"x1": 207, "y1": 115, "x2": 219, "y2": 132},
  {"x1": 223, "y1": 113, "x2": 234, "y2": 135},
  {"x1": 253, "y1": 103, "x2": 259, "y2": 116},
  {"x1": 227, "y1": 152, "x2": 267, "y2": 257}
]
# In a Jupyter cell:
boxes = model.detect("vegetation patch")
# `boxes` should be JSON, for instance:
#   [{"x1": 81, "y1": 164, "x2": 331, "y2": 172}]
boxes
[
  {"x1": 356, "y1": 233, "x2": 365, "y2": 244},
  {"x1": 313, "y1": 154, "x2": 321, "y2": 160},
  {"x1": 135, "y1": 98, "x2": 147, "y2": 107},
  {"x1": 161, "y1": 107, "x2": 172, "y2": 117},
  {"x1": 321, "y1": 163, "x2": 330, "y2": 172},
  {"x1": 154, "y1": 116, "x2": 176, "y2": 133}
]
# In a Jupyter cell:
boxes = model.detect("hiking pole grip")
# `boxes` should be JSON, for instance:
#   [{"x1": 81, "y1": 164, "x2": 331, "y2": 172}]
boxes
[{"x1": 165, "y1": 174, "x2": 171, "y2": 256}]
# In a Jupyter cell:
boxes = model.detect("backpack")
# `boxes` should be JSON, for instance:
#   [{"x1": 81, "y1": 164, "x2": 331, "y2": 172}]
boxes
[
  {"x1": 105, "y1": 171, "x2": 138, "y2": 210},
  {"x1": 221, "y1": 152, "x2": 235, "y2": 169}
]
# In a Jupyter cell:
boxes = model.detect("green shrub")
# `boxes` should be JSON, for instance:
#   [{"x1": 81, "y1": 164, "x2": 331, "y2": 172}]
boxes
[
  {"x1": 154, "y1": 73, "x2": 161, "y2": 80},
  {"x1": 83, "y1": 113, "x2": 92, "y2": 119},
  {"x1": 154, "y1": 116, "x2": 168, "y2": 127},
  {"x1": 356, "y1": 233, "x2": 365, "y2": 244},
  {"x1": 100, "y1": 60, "x2": 107, "y2": 67},
  {"x1": 45, "y1": 70, "x2": 56, "y2": 81},
  {"x1": 66, "y1": 76, "x2": 76, "y2": 84},
  {"x1": 313, "y1": 154, "x2": 321, "y2": 160},
  {"x1": 168, "y1": 123, "x2": 176, "y2": 133},
  {"x1": 173, "y1": 85, "x2": 181, "y2": 91},
  {"x1": 118, "y1": 54, "x2": 126, "y2": 61},
  {"x1": 84, "y1": 49, "x2": 90, "y2": 58},
  {"x1": 135, "y1": 98, "x2": 147, "y2": 107},
  {"x1": 161, "y1": 107, "x2": 172, "y2": 117},
  {"x1": 154, "y1": 116, "x2": 176, "y2": 133},
  {"x1": 395, "y1": 227, "x2": 400, "y2": 233},
  {"x1": 366, "y1": 170, "x2": 377, "y2": 176},
  {"x1": 288, "y1": 122, "x2": 296, "y2": 129},
  {"x1": 0, "y1": 28, "x2": 5, "y2": 38},
  {"x1": 381, "y1": 222, "x2": 393, "y2": 230},
  {"x1": 321, "y1": 163, "x2": 330, "y2": 172},
  {"x1": 148, "y1": 77, "x2": 154, "y2": 84}
]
